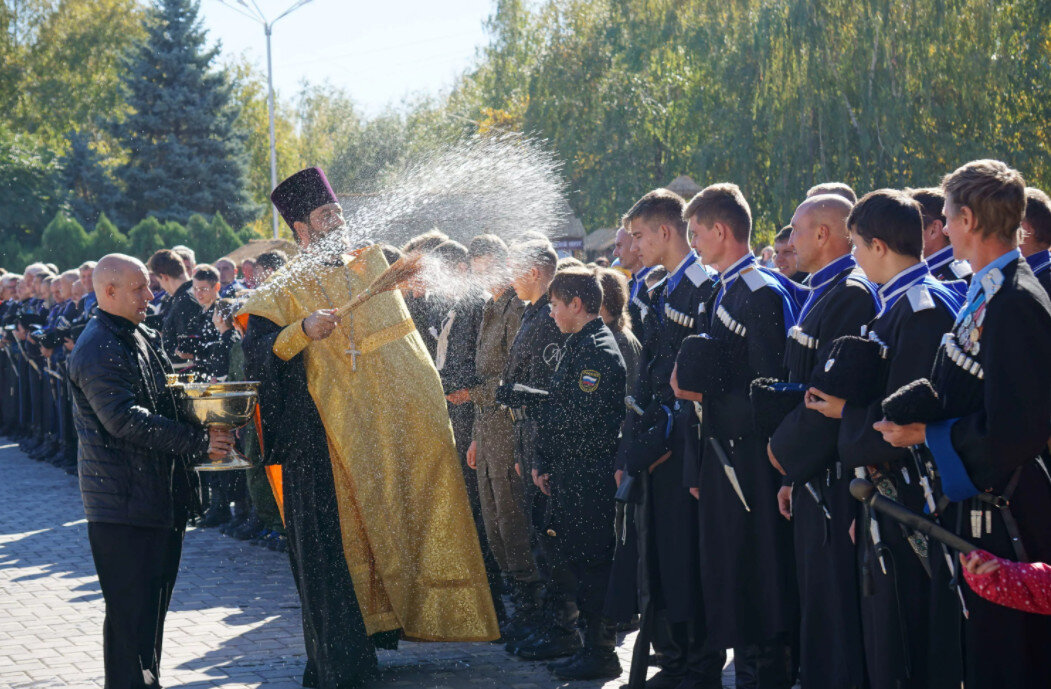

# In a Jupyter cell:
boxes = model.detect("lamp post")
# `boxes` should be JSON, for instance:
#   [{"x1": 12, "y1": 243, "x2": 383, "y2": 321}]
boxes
[{"x1": 216, "y1": 0, "x2": 316, "y2": 239}]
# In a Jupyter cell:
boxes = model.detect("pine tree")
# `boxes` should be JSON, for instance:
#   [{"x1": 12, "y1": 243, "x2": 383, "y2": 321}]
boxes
[
  {"x1": 90, "y1": 213, "x2": 130, "y2": 257},
  {"x1": 40, "y1": 213, "x2": 91, "y2": 269},
  {"x1": 127, "y1": 216, "x2": 166, "y2": 259},
  {"x1": 111, "y1": 0, "x2": 258, "y2": 228},
  {"x1": 60, "y1": 130, "x2": 120, "y2": 227}
]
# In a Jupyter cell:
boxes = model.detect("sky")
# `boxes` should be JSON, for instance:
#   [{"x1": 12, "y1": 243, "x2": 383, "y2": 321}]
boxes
[{"x1": 198, "y1": 0, "x2": 495, "y2": 116}]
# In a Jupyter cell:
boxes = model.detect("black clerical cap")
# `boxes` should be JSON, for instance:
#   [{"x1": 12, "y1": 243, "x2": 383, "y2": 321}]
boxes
[
  {"x1": 270, "y1": 167, "x2": 338, "y2": 230},
  {"x1": 750, "y1": 378, "x2": 807, "y2": 438},
  {"x1": 809, "y1": 335, "x2": 885, "y2": 404}
]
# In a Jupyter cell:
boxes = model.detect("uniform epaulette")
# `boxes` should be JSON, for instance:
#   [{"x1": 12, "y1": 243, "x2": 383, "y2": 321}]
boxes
[
  {"x1": 741, "y1": 266, "x2": 771, "y2": 292},
  {"x1": 950, "y1": 260, "x2": 973, "y2": 279},
  {"x1": 980, "y1": 267, "x2": 1005, "y2": 301},
  {"x1": 685, "y1": 263, "x2": 711, "y2": 288},
  {"x1": 906, "y1": 283, "x2": 936, "y2": 312}
]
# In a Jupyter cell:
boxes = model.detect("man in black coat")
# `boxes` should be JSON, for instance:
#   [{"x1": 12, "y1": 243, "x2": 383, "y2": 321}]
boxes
[
  {"x1": 878, "y1": 160, "x2": 1051, "y2": 689},
  {"x1": 147, "y1": 249, "x2": 198, "y2": 360},
  {"x1": 67, "y1": 254, "x2": 233, "y2": 689},
  {"x1": 768, "y1": 194, "x2": 878, "y2": 689},
  {"x1": 675, "y1": 184, "x2": 799, "y2": 688}
]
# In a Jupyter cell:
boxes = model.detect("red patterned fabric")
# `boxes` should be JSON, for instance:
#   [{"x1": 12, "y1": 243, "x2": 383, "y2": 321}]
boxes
[{"x1": 964, "y1": 550, "x2": 1051, "y2": 616}]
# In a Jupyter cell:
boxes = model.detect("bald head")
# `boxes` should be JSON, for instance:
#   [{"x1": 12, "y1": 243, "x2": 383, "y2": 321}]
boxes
[
  {"x1": 95, "y1": 254, "x2": 154, "y2": 324},
  {"x1": 790, "y1": 194, "x2": 855, "y2": 272}
]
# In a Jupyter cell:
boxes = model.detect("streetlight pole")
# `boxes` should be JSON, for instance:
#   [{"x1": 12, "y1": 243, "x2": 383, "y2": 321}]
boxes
[{"x1": 216, "y1": 0, "x2": 316, "y2": 239}]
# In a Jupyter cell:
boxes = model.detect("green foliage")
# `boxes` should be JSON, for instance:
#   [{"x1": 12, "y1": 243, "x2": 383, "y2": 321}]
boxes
[
  {"x1": 40, "y1": 213, "x2": 91, "y2": 268},
  {"x1": 127, "y1": 216, "x2": 167, "y2": 259},
  {"x1": 0, "y1": 125, "x2": 65, "y2": 249},
  {"x1": 89, "y1": 213, "x2": 129, "y2": 257},
  {"x1": 60, "y1": 130, "x2": 121, "y2": 227},
  {"x1": 110, "y1": 0, "x2": 258, "y2": 228}
]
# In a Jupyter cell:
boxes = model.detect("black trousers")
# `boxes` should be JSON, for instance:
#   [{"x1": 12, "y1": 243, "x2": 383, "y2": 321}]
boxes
[{"x1": 88, "y1": 521, "x2": 185, "y2": 689}]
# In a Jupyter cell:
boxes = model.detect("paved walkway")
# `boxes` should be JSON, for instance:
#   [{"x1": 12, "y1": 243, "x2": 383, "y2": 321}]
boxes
[{"x1": 0, "y1": 442, "x2": 736, "y2": 688}]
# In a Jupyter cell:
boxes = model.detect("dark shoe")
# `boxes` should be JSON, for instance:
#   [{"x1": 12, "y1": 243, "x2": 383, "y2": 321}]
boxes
[
  {"x1": 554, "y1": 648, "x2": 621, "y2": 681},
  {"x1": 515, "y1": 625, "x2": 581, "y2": 660},
  {"x1": 616, "y1": 615, "x2": 641, "y2": 633},
  {"x1": 500, "y1": 579, "x2": 545, "y2": 644},
  {"x1": 250, "y1": 528, "x2": 273, "y2": 546},
  {"x1": 640, "y1": 670, "x2": 687, "y2": 689},
  {"x1": 201, "y1": 505, "x2": 232, "y2": 528},
  {"x1": 265, "y1": 533, "x2": 287, "y2": 552},
  {"x1": 221, "y1": 513, "x2": 248, "y2": 535},
  {"x1": 546, "y1": 650, "x2": 585, "y2": 672},
  {"x1": 231, "y1": 514, "x2": 263, "y2": 540}
]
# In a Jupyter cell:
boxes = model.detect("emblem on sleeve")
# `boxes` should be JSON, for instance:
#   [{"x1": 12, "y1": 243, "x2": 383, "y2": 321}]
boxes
[{"x1": 579, "y1": 369, "x2": 601, "y2": 393}]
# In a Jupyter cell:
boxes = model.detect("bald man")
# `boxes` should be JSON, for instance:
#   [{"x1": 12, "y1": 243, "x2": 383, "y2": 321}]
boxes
[
  {"x1": 67, "y1": 254, "x2": 233, "y2": 689},
  {"x1": 214, "y1": 257, "x2": 243, "y2": 298},
  {"x1": 767, "y1": 195, "x2": 878, "y2": 689}
]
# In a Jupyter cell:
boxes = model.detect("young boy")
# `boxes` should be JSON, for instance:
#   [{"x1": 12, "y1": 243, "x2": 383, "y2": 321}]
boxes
[{"x1": 532, "y1": 268, "x2": 625, "y2": 680}]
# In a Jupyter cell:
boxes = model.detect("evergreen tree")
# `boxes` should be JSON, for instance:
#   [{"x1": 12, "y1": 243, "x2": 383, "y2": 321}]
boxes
[
  {"x1": 89, "y1": 213, "x2": 130, "y2": 257},
  {"x1": 127, "y1": 216, "x2": 166, "y2": 259},
  {"x1": 60, "y1": 130, "x2": 120, "y2": 227},
  {"x1": 111, "y1": 0, "x2": 258, "y2": 228},
  {"x1": 40, "y1": 213, "x2": 91, "y2": 269}
]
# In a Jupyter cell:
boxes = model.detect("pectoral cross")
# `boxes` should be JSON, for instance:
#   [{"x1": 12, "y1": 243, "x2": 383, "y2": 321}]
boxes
[{"x1": 345, "y1": 342, "x2": 361, "y2": 371}]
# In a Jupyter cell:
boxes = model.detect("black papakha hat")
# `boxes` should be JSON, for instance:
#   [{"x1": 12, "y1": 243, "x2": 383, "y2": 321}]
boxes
[
  {"x1": 270, "y1": 167, "x2": 338, "y2": 230},
  {"x1": 750, "y1": 378, "x2": 807, "y2": 439},
  {"x1": 17, "y1": 312, "x2": 47, "y2": 330},
  {"x1": 675, "y1": 334, "x2": 736, "y2": 396},
  {"x1": 809, "y1": 335, "x2": 885, "y2": 405},
  {"x1": 881, "y1": 378, "x2": 944, "y2": 425}
]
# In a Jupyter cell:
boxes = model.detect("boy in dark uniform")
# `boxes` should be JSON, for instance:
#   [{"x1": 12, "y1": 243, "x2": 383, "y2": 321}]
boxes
[
  {"x1": 877, "y1": 160, "x2": 1051, "y2": 689},
  {"x1": 622, "y1": 189, "x2": 725, "y2": 689},
  {"x1": 908, "y1": 187, "x2": 973, "y2": 286},
  {"x1": 528, "y1": 268, "x2": 626, "y2": 680},
  {"x1": 804, "y1": 190, "x2": 962, "y2": 689},
  {"x1": 1020, "y1": 186, "x2": 1051, "y2": 299},
  {"x1": 767, "y1": 194, "x2": 878, "y2": 689},
  {"x1": 613, "y1": 226, "x2": 654, "y2": 335},
  {"x1": 674, "y1": 184, "x2": 800, "y2": 688}
]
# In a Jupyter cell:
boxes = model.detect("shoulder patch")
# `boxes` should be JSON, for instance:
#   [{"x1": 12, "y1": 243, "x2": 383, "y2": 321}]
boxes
[
  {"x1": 906, "y1": 283, "x2": 936, "y2": 312},
  {"x1": 579, "y1": 369, "x2": 601, "y2": 393},
  {"x1": 950, "y1": 260, "x2": 973, "y2": 279},
  {"x1": 981, "y1": 268, "x2": 1005, "y2": 301},
  {"x1": 685, "y1": 262, "x2": 711, "y2": 288},
  {"x1": 741, "y1": 266, "x2": 770, "y2": 292}
]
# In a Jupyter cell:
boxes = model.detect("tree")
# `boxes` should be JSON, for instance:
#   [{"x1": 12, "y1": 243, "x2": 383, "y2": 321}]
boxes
[
  {"x1": 40, "y1": 213, "x2": 91, "y2": 269},
  {"x1": 127, "y1": 216, "x2": 166, "y2": 259},
  {"x1": 0, "y1": 125, "x2": 65, "y2": 251},
  {"x1": 60, "y1": 130, "x2": 121, "y2": 227},
  {"x1": 89, "y1": 213, "x2": 129, "y2": 257},
  {"x1": 111, "y1": 0, "x2": 258, "y2": 228}
]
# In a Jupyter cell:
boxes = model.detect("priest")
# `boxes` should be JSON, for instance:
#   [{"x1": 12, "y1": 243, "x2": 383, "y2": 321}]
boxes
[{"x1": 241, "y1": 167, "x2": 498, "y2": 689}]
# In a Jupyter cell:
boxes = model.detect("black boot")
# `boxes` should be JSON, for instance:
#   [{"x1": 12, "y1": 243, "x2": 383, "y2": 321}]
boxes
[
  {"x1": 501, "y1": 580, "x2": 545, "y2": 647},
  {"x1": 553, "y1": 616, "x2": 621, "y2": 681},
  {"x1": 201, "y1": 481, "x2": 231, "y2": 528},
  {"x1": 515, "y1": 599, "x2": 581, "y2": 660}
]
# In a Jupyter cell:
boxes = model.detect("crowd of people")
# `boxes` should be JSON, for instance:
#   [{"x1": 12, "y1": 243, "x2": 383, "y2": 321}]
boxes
[{"x1": 5, "y1": 157, "x2": 1051, "y2": 689}]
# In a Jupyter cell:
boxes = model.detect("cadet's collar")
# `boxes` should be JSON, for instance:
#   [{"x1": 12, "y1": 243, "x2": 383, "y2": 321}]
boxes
[
  {"x1": 1026, "y1": 249, "x2": 1050, "y2": 276},
  {"x1": 719, "y1": 253, "x2": 757, "y2": 288},
  {"x1": 664, "y1": 251, "x2": 698, "y2": 296},
  {"x1": 632, "y1": 265, "x2": 653, "y2": 282},
  {"x1": 926, "y1": 245, "x2": 955, "y2": 273},
  {"x1": 809, "y1": 253, "x2": 855, "y2": 292},
  {"x1": 877, "y1": 262, "x2": 929, "y2": 316},
  {"x1": 573, "y1": 317, "x2": 605, "y2": 340},
  {"x1": 966, "y1": 248, "x2": 1020, "y2": 307}
]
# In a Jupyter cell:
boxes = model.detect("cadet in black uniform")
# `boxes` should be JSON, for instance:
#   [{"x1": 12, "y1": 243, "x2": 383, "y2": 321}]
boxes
[
  {"x1": 1020, "y1": 186, "x2": 1051, "y2": 299},
  {"x1": 767, "y1": 194, "x2": 877, "y2": 689},
  {"x1": 675, "y1": 184, "x2": 800, "y2": 688},
  {"x1": 496, "y1": 239, "x2": 570, "y2": 658},
  {"x1": 613, "y1": 226, "x2": 654, "y2": 335},
  {"x1": 621, "y1": 189, "x2": 724, "y2": 689},
  {"x1": 528, "y1": 268, "x2": 626, "y2": 680},
  {"x1": 878, "y1": 160, "x2": 1051, "y2": 689},
  {"x1": 908, "y1": 187, "x2": 973, "y2": 288},
  {"x1": 803, "y1": 190, "x2": 962, "y2": 689}
]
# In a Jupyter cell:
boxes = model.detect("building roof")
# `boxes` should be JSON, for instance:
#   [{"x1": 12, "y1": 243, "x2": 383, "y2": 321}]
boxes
[
  {"x1": 585, "y1": 227, "x2": 618, "y2": 254},
  {"x1": 224, "y1": 238, "x2": 299, "y2": 264},
  {"x1": 664, "y1": 175, "x2": 702, "y2": 199}
]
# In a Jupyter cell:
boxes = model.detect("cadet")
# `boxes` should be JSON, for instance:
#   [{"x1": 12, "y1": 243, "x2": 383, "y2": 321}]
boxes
[
  {"x1": 908, "y1": 187, "x2": 973, "y2": 287},
  {"x1": 496, "y1": 239, "x2": 568, "y2": 657},
  {"x1": 877, "y1": 160, "x2": 1051, "y2": 688},
  {"x1": 612, "y1": 226, "x2": 653, "y2": 335},
  {"x1": 675, "y1": 184, "x2": 800, "y2": 688},
  {"x1": 621, "y1": 189, "x2": 724, "y2": 689},
  {"x1": 528, "y1": 268, "x2": 626, "y2": 680},
  {"x1": 804, "y1": 189, "x2": 962, "y2": 689},
  {"x1": 767, "y1": 194, "x2": 877, "y2": 689},
  {"x1": 1020, "y1": 186, "x2": 1051, "y2": 299}
]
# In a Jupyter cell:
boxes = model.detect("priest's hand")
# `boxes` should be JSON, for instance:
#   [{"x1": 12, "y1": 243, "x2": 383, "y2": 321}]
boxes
[
  {"x1": 805, "y1": 387, "x2": 845, "y2": 419},
  {"x1": 303, "y1": 309, "x2": 340, "y2": 340},
  {"x1": 207, "y1": 427, "x2": 235, "y2": 460},
  {"x1": 873, "y1": 418, "x2": 926, "y2": 447}
]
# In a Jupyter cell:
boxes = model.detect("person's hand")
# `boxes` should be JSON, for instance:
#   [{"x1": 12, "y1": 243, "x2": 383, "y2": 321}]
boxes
[
  {"x1": 670, "y1": 363, "x2": 703, "y2": 403},
  {"x1": 207, "y1": 427, "x2": 235, "y2": 460},
  {"x1": 446, "y1": 389, "x2": 471, "y2": 405},
  {"x1": 63, "y1": 340, "x2": 75, "y2": 352},
  {"x1": 536, "y1": 473, "x2": 551, "y2": 496},
  {"x1": 805, "y1": 387, "x2": 845, "y2": 419},
  {"x1": 873, "y1": 419, "x2": 927, "y2": 447},
  {"x1": 848, "y1": 518, "x2": 856, "y2": 544},
  {"x1": 961, "y1": 551, "x2": 1001, "y2": 577},
  {"x1": 466, "y1": 441, "x2": 477, "y2": 470},
  {"x1": 767, "y1": 442, "x2": 786, "y2": 475},
  {"x1": 689, "y1": 487, "x2": 700, "y2": 500},
  {"x1": 175, "y1": 349, "x2": 194, "y2": 361},
  {"x1": 514, "y1": 462, "x2": 521, "y2": 477},
  {"x1": 777, "y1": 485, "x2": 793, "y2": 520},
  {"x1": 40, "y1": 346, "x2": 53, "y2": 358},
  {"x1": 303, "y1": 309, "x2": 339, "y2": 340},
  {"x1": 614, "y1": 469, "x2": 624, "y2": 488}
]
